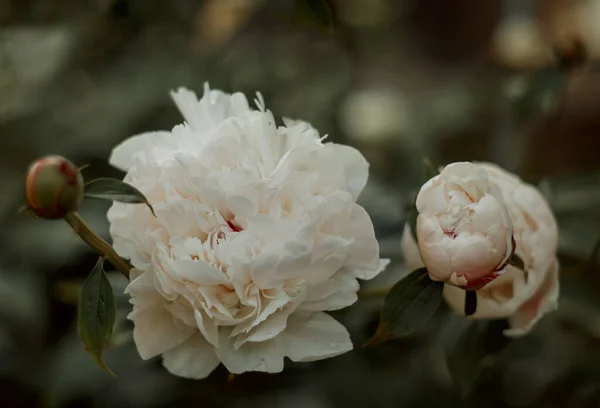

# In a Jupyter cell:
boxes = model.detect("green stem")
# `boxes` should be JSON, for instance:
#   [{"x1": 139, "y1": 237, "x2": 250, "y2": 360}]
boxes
[{"x1": 64, "y1": 212, "x2": 131, "y2": 279}]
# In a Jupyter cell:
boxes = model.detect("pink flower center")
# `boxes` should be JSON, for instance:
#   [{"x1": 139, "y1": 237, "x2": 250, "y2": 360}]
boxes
[{"x1": 443, "y1": 229, "x2": 458, "y2": 239}]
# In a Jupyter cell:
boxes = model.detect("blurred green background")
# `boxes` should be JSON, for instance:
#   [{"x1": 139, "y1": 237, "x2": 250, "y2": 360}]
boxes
[{"x1": 1, "y1": 0, "x2": 600, "y2": 407}]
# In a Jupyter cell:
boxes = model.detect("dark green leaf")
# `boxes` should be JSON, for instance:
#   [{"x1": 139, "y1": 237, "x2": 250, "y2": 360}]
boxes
[
  {"x1": 364, "y1": 268, "x2": 443, "y2": 346},
  {"x1": 77, "y1": 257, "x2": 117, "y2": 376},
  {"x1": 404, "y1": 188, "x2": 419, "y2": 243},
  {"x1": 445, "y1": 319, "x2": 510, "y2": 398},
  {"x1": 509, "y1": 253, "x2": 526, "y2": 271},
  {"x1": 293, "y1": 0, "x2": 334, "y2": 33},
  {"x1": 85, "y1": 178, "x2": 155, "y2": 217},
  {"x1": 464, "y1": 291, "x2": 477, "y2": 316}
]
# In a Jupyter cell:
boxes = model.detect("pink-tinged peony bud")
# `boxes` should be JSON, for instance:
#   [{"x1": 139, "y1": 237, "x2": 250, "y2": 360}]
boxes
[
  {"x1": 415, "y1": 162, "x2": 515, "y2": 290},
  {"x1": 25, "y1": 155, "x2": 84, "y2": 219},
  {"x1": 402, "y1": 162, "x2": 559, "y2": 337}
]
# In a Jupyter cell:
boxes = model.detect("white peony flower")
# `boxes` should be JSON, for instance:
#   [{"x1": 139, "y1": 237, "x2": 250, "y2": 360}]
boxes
[
  {"x1": 107, "y1": 84, "x2": 388, "y2": 378},
  {"x1": 401, "y1": 162, "x2": 559, "y2": 336},
  {"x1": 415, "y1": 162, "x2": 515, "y2": 289}
]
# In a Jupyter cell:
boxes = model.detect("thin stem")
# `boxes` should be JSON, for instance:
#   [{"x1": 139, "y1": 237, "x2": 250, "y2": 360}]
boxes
[{"x1": 64, "y1": 212, "x2": 131, "y2": 279}]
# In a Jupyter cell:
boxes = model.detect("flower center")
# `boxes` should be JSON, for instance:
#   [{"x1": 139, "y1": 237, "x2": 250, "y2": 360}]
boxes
[
  {"x1": 227, "y1": 219, "x2": 243, "y2": 232},
  {"x1": 443, "y1": 229, "x2": 458, "y2": 239}
]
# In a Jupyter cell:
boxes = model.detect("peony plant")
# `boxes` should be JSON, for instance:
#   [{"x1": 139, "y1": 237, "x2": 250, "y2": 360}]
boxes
[
  {"x1": 23, "y1": 84, "x2": 389, "y2": 378},
  {"x1": 22, "y1": 86, "x2": 560, "y2": 384}
]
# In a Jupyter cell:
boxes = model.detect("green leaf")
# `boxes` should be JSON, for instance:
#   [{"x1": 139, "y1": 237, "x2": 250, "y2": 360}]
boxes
[
  {"x1": 364, "y1": 268, "x2": 444, "y2": 346},
  {"x1": 77, "y1": 257, "x2": 117, "y2": 376},
  {"x1": 404, "y1": 188, "x2": 419, "y2": 243},
  {"x1": 509, "y1": 253, "x2": 526, "y2": 271},
  {"x1": 84, "y1": 178, "x2": 155, "y2": 217},
  {"x1": 445, "y1": 319, "x2": 510, "y2": 398},
  {"x1": 293, "y1": 0, "x2": 334, "y2": 33}
]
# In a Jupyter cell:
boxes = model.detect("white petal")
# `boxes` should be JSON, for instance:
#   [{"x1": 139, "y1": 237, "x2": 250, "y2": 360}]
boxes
[
  {"x1": 109, "y1": 131, "x2": 170, "y2": 171},
  {"x1": 194, "y1": 309, "x2": 220, "y2": 347},
  {"x1": 400, "y1": 224, "x2": 424, "y2": 270},
  {"x1": 342, "y1": 204, "x2": 384, "y2": 280},
  {"x1": 170, "y1": 87, "x2": 204, "y2": 131},
  {"x1": 505, "y1": 259, "x2": 560, "y2": 337},
  {"x1": 300, "y1": 271, "x2": 360, "y2": 311},
  {"x1": 242, "y1": 302, "x2": 295, "y2": 344},
  {"x1": 323, "y1": 144, "x2": 369, "y2": 200},
  {"x1": 281, "y1": 312, "x2": 353, "y2": 362},
  {"x1": 215, "y1": 328, "x2": 285, "y2": 374},
  {"x1": 162, "y1": 333, "x2": 220, "y2": 379},
  {"x1": 170, "y1": 257, "x2": 229, "y2": 286},
  {"x1": 128, "y1": 289, "x2": 195, "y2": 359}
]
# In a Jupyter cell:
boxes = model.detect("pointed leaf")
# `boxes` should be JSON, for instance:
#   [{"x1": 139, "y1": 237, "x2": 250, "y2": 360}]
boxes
[
  {"x1": 77, "y1": 257, "x2": 117, "y2": 376},
  {"x1": 405, "y1": 188, "x2": 419, "y2": 244},
  {"x1": 445, "y1": 319, "x2": 510, "y2": 398},
  {"x1": 508, "y1": 253, "x2": 525, "y2": 271},
  {"x1": 85, "y1": 178, "x2": 155, "y2": 216},
  {"x1": 364, "y1": 268, "x2": 443, "y2": 346}
]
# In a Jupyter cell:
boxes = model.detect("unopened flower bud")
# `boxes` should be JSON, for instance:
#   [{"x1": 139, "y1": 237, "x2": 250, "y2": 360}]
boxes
[
  {"x1": 25, "y1": 155, "x2": 84, "y2": 219},
  {"x1": 415, "y1": 162, "x2": 515, "y2": 290}
]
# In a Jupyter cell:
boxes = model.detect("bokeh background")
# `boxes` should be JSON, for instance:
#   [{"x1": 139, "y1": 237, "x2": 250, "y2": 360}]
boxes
[{"x1": 1, "y1": 0, "x2": 600, "y2": 407}]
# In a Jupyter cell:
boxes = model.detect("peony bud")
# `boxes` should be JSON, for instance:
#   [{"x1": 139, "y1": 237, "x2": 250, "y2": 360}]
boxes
[
  {"x1": 402, "y1": 162, "x2": 559, "y2": 336},
  {"x1": 25, "y1": 155, "x2": 84, "y2": 219},
  {"x1": 415, "y1": 162, "x2": 514, "y2": 290}
]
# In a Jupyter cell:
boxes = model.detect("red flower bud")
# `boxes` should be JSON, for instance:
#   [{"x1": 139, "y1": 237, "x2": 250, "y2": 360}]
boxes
[{"x1": 25, "y1": 156, "x2": 84, "y2": 219}]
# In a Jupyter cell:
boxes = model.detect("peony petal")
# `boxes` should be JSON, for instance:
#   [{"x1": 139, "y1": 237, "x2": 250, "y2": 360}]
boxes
[
  {"x1": 128, "y1": 289, "x2": 195, "y2": 359},
  {"x1": 415, "y1": 215, "x2": 452, "y2": 281},
  {"x1": 505, "y1": 259, "x2": 560, "y2": 337},
  {"x1": 194, "y1": 309, "x2": 220, "y2": 347},
  {"x1": 342, "y1": 204, "x2": 384, "y2": 279},
  {"x1": 352, "y1": 259, "x2": 390, "y2": 282},
  {"x1": 237, "y1": 299, "x2": 302, "y2": 347},
  {"x1": 162, "y1": 333, "x2": 220, "y2": 379},
  {"x1": 400, "y1": 224, "x2": 424, "y2": 270},
  {"x1": 109, "y1": 131, "x2": 170, "y2": 171},
  {"x1": 322, "y1": 144, "x2": 369, "y2": 200},
  {"x1": 300, "y1": 271, "x2": 360, "y2": 311},
  {"x1": 169, "y1": 257, "x2": 229, "y2": 286},
  {"x1": 281, "y1": 312, "x2": 353, "y2": 362},
  {"x1": 215, "y1": 328, "x2": 285, "y2": 374}
]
